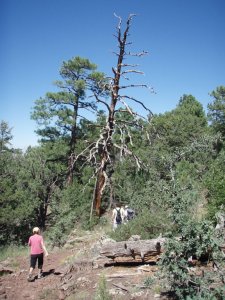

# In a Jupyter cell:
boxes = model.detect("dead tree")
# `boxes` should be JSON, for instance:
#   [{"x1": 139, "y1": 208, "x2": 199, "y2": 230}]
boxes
[
  {"x1": 90, "y1": 14, "x2": 153, "y2": 216},
  {"x1": 95, "y1": 237, "x2": 166, "y2": 266}
]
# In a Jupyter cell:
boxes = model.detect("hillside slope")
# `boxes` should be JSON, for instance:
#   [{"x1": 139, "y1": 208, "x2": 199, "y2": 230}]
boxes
[{"x1": 0, "y1": 229, "x2": 165, "y2": 300}]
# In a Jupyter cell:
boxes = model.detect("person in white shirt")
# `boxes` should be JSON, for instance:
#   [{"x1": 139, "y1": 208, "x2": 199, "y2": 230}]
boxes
[{"x1": 112, "y1": 203, "x2": 125, "y2": 230}]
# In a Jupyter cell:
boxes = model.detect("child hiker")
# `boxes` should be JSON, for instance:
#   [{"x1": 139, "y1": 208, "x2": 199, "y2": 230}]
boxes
[{"x1": 27, "y1": 227, "x2": 48, "y2": 281}]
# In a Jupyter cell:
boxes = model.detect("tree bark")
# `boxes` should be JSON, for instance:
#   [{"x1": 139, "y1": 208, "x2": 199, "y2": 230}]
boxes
[{"x1": 93, "y1": 168, "x2": 107, "y2": 216}]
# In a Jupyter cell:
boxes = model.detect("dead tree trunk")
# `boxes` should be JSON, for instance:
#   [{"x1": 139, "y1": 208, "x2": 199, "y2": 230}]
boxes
[
  {"x1": 90, "y1": 13, "x2": 152, "y2": 217},
  {"x1": 93, "y1": 161, "x2": 107, "y2": 216},
  {"x1": 95, "y1": 237, "x2": 166, "y2": 267},
  {"x1": 93, "y1": 15, "x2": 134, "y2": 216}
]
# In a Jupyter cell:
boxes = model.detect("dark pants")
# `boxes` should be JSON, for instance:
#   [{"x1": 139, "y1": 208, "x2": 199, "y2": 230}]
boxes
[{"x1": 30, "y1": 253, "x2": 43, "y2": 269}]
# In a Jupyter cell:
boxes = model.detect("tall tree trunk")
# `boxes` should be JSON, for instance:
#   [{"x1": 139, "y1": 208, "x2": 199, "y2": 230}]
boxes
[
  {"x1": 67, "y1": 154, "x2": 75, "y2": 185},
  {"x1": 92, "y1": 15, "x2": 132, "y2": 216},
  {"x1": 109, "y1": 177, "x2": 114, "y2": 210},
  {"x1": 93, "y1": 151, "x2": 109, "y2": 216}
]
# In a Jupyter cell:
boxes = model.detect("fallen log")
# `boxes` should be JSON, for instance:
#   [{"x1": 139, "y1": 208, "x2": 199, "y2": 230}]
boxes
[
  {"x1": 95, "y1": 237, "x2": 166, "y2": 267},
  {"x1": 94, "y1": 236, "x2": 225, "y2": 268}
]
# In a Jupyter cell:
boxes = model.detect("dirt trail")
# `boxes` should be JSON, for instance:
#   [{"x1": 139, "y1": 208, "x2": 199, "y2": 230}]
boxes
[
  {"x1": 0, "y1": 228, "x2": 166, "y2": 300},
  {"x1": 0, "y1": 247, "x2": 162, "y2": 300},
  {"x1": 0, "y1": 249, "x2": 73, "y2": 300}
]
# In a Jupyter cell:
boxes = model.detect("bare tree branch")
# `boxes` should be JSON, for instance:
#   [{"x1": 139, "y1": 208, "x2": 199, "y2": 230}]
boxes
[
  {"x1": 120, "y1": 63, "x2": 140, "y2": 67},
  {"x1": 120, "y1": 95, "x2": 154, "y2": 116},
  {"x1": 121, "y1": 70, "x2": 145, "y2": 75},
  {"x1": 126, "y1": 50, "x2": 148, "y2": 57},
  {"x1": 93, "y1": 93, "x2": 110, "y2": 112},
  {"x1": 114, "y1": 143, "x2": 142, "y2": 170},
  {"x1": 119, "y1": 83, "x2": 149, "y2": 89}
]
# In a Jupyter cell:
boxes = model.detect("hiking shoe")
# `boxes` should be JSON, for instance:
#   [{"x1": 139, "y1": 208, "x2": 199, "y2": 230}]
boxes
[
  {"x1": 37, "y1": 273, "x2": 43, "y2": 279},
  {"x1": 27, "y1": 274, "x2": 33, "y2": 282}
]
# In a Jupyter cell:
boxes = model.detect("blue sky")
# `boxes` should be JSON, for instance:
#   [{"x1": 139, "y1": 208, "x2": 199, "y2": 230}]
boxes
[{"x1": 1, "y1": 0, "x2": 225, "y2": 150}]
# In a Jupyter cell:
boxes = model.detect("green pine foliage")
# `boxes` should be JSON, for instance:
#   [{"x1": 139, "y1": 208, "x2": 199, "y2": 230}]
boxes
[
  {"x1": 159, "y1": 220, "x2": 225, "y2": 299},
  {"x1": 1, "y1": 52, "x2": 225, "y2": 298},
  {"x1": 110, "y1": 209, "x2": 171, "y2": 241},
  {"x1": 204, "y1": 149, "x2": 225, "y2": 220},
  {"x1": 94, "y1": 274, "x2": 112, "y2": 300},
  {"x1": 208, "y1": 86, "x2": 225, "y2": 139}
]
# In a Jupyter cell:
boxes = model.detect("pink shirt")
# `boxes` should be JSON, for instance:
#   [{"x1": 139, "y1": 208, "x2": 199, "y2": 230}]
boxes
[{"x1": 28, "y1": 234, "x2": 44, "y2": 255}]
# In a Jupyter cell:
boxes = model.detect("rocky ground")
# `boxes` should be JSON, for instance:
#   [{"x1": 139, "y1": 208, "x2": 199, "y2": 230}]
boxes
[{"x1": 0, "y1": 230, "x2": 170, "y2": 300}]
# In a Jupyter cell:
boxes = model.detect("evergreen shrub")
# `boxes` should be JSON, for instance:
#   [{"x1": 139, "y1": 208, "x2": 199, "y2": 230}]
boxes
[
  {"x1": 94, "y1": 274, "x2": 112, "y2": 300},
  {"x1": 159, "y1": 220, "x2": 225, "y2": 299},
  {"x1": 109, "y1": 209, "x2": 171, "y2": 241}
]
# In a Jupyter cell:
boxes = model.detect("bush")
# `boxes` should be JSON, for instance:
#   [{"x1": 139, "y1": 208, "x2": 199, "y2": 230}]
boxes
[
  {"x1": 94, "y1": 274, "x2": 112, "y2": 300},
  {"x1": 48, "y1": 181, "x2": 94, "y2": 246},
  {"x1": 159, "y1": 220, "x2": 225, "y2": 299},
  {"x1": 109, "y1": 209, "x2": 171, "y2": 242}
]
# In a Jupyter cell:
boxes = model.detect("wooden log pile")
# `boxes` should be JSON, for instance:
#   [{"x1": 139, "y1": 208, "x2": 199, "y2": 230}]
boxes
[{"x1": 95, "y1": 237, "x2": 166, "y2": 267}]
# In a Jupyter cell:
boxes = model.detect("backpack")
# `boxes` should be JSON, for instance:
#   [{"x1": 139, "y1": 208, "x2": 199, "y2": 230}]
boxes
[
  {"x1": 116, "y1": 208, "x2": 122, "y2": 224},
  {"x1": 127, "y1": 208, "x2": 134, "y2": 221}
]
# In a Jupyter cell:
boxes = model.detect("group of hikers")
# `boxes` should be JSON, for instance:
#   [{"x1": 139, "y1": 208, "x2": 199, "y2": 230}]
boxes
[{"x1": 112, "y1": 203, "x2": 135, "y2": 230}]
